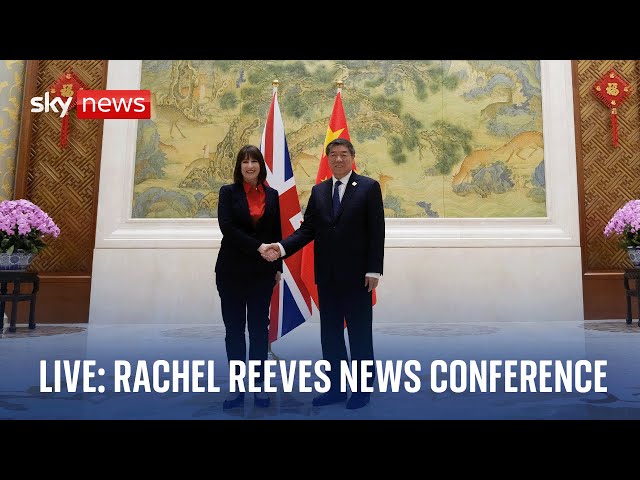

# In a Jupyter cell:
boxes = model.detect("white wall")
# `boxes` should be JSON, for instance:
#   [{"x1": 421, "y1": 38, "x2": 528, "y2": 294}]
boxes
[{"x1": 89, "y1": 60, "x2": 583, "y2": 325}]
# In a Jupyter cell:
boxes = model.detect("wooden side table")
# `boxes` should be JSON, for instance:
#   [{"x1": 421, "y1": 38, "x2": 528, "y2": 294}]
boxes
[
  {"x1": 623, "y1": 268, "x2": 640, "y2": 326},
  {"x1": 0, "y1": 270, "x2": 40, "y2": 332}
]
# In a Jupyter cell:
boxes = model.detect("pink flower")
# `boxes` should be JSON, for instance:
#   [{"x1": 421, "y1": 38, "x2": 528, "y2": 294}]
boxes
[
  {"x1": 604, "y1": 200, "x2": 640, "y2": 248},
  {"x1": 0, "y1": 199, "x2": 61, "y2": 254}
]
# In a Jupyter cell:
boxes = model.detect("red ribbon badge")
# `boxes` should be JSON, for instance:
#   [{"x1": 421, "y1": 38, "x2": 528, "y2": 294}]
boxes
[
  {"x1": 48, "y1": 69, "x2": 87, "y2": 149},
  {"x1": 593, "y1": 69, "x2": 631, "y2": 148}
]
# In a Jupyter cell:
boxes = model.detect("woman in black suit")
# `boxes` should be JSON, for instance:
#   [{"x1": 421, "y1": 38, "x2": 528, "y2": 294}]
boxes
[{"x1": 215, "y1": 145, "x2": 282, "y2": 410}]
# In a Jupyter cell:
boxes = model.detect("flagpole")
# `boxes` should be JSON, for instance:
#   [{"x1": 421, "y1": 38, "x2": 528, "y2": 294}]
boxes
[{"x1": 268, "y1": 78, "x2": 280, "y2": 362}]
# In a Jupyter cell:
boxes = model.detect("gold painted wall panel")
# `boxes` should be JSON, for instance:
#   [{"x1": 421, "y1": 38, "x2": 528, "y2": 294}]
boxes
[
  {"x1": 0, "y1": 60, "x2": 25, "y2": 201},
  {"x1": 136, "y1": 60, "x2": 546, "y2": 219}
]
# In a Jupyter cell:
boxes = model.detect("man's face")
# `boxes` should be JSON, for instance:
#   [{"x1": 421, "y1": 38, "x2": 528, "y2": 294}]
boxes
[{"x1": 327, "y1": 145, "x2": 354, "y2": 179}]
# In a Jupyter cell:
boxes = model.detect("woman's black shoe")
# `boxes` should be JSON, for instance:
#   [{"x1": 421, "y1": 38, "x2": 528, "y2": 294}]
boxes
[
  {"x1": 254, "y1": 391, "x2": 271, "y2": 408},
  {"x1": 222, "y1": 392, "x2": 245, "y2": 410}
]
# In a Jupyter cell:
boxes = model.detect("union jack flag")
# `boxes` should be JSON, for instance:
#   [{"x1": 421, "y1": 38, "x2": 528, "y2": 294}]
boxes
[{"x1": 261, "y1": 87, "x2": 313, "y2": 344}]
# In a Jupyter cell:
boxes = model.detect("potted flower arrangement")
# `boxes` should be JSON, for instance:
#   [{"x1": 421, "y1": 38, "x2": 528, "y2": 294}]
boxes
[
  {"x1": 0, "y1": 199, "x2": 60, "y2": 270},
  {"x1": 604, "y1": 199, "x2": 640, "y2": 267}
]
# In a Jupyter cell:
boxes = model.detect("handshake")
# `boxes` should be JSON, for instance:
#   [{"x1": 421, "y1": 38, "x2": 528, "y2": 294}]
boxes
[{"x1": 258, "y1": 243, "x2": 282, "y2": 262}]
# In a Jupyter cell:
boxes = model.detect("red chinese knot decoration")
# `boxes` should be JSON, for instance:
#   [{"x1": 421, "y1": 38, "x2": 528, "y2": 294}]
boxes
[
  {"x1": 593, "y1": 69, "x2": 631, "y2": 148},
  {"x1": 48, "y1": 69, "x2": 87, "y2": 148}
]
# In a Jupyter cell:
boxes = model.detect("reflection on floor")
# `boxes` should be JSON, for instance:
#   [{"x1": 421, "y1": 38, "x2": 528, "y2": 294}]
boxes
[{"x1": 1, "y1": 319, "x2": 639, "y2": 420}]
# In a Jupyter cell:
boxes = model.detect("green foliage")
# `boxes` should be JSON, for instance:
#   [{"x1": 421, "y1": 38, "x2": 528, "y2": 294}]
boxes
[
  {"x1": 219, "y1": 91, "x2": 238, "y2": 110},
  {"x1": 401, "y1": 114, "x2": 423, "y2": 151},
  {"x1": 286, "y1": 96, "x2": 309, "y2": 120},
  {"x1": 434, "y1": 144, "x2": 460, "y2": 175},
  {"x1": 210, "y1": 61, "x2": 236, "y2": 72},
  {"x1": 621, "y1": 226, "x2": 640, "y2": 249},
  {"x1": 414, "y1": 77, "x2": 427, "y2": 101},
  {"x1": 383, "y1": 195, "x2": 403, "y2": 216},
  {"x1": 311, "y1": 64, "x2": 336, "y2": 84},
  {"x1": 442, "y1": 74, "x2": 459, "y2": 90},
  {"x1": 432, "y1": 120, "x2": 474, "y2": 175},
  {"x1": 387, "y1": 135, "x2": 403, "y2": 152},
  {"x1": 133, "y1": 187, "x2": 197, "y2": 218},
  {"x1": 0, "y1": 228, "x2": 47, "y2": 254},
  {"x1": 370, "y1": 95, "x2": 402, "y2": 116},
  {"x1": 392, "y1": 152, "x2": 407, "y2": 165},
  {"x1": 387, "y1": 136, "x2": 407, "y2": 165},
  {"x1": 365, "y1": 76, "x2": 385, "y2": 89},
  {"x1": 135, "y1": 120, "x2": 167, "y2": 185},
  {"x1": 428, "y1": 65, "x2": 444, "y2": 77}
]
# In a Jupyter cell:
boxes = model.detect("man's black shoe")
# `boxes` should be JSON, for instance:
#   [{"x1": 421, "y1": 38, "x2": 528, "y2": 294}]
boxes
[
  {"x1": 222, "y1": 392, "x2": 245, "y2": 410},
  {"x1": 346, "y1": 393, "x2": 370, "y2": 410},
  {"x1": 312, "y1": 391, "x2": 347, "y2": 406}
]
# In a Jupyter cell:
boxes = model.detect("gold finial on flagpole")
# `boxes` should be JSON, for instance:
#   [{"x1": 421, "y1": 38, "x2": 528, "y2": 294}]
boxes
[{"x1": 272, "y1": 79, "x2": 279, "y2": 94}]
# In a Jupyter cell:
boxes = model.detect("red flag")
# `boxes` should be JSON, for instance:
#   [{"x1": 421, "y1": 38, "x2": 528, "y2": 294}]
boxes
[
  {"x1": 300, "y1": 88, "x2": 377, "y2": 310},
  {"x1": 313, "y1": 91, "x2": 351, "y2": 184}
]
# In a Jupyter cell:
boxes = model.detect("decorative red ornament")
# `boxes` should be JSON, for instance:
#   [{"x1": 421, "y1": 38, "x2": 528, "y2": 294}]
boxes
[
  {"x1": 593, "y1": 69, "x2": 632, "y2": 148},
  {"x1": 48, "y1": 68, "x2": 87, "y2": 148}
]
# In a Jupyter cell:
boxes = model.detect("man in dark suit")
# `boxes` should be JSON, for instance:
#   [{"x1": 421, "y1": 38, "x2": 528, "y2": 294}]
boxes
[{"x1": 264, "y1": 138, "x2": 385, "y2": 409}]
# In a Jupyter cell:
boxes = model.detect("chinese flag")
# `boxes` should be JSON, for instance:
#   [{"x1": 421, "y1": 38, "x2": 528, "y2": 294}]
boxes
[{"x1": 300, "y1": 89, "x2": 377, "y2": 311}]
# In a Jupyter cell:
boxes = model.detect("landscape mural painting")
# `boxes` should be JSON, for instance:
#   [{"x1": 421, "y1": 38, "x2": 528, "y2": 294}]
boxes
[{"x1": 134, "y1": 60, "x2": 545, "y2": 219}]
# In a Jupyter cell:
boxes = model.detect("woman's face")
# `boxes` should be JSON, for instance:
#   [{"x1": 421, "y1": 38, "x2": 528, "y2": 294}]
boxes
[{"x1": 241, "y1": 157, "x2": 260, "y2": 184}]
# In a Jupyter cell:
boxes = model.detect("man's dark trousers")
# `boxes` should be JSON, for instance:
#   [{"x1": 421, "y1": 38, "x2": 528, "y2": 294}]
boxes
[{"x1": 317, "y1": 282, "x2": 374, "y2": 392}]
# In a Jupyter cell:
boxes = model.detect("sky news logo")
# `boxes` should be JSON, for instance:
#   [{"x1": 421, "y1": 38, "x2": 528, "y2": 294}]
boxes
[{"x1": 30, "y1": 90, "x2": 151, "y2": 119}]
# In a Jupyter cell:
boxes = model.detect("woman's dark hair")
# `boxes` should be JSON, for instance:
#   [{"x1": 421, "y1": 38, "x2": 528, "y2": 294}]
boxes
[{"x1": 233, "y1": 145, "x2": 267, "y2": 185}]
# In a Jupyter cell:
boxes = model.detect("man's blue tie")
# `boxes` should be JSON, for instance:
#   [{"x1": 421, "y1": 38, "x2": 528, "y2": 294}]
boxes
[{"x1": 332, "y1": 180, "x2": 342, "y2": 216}]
